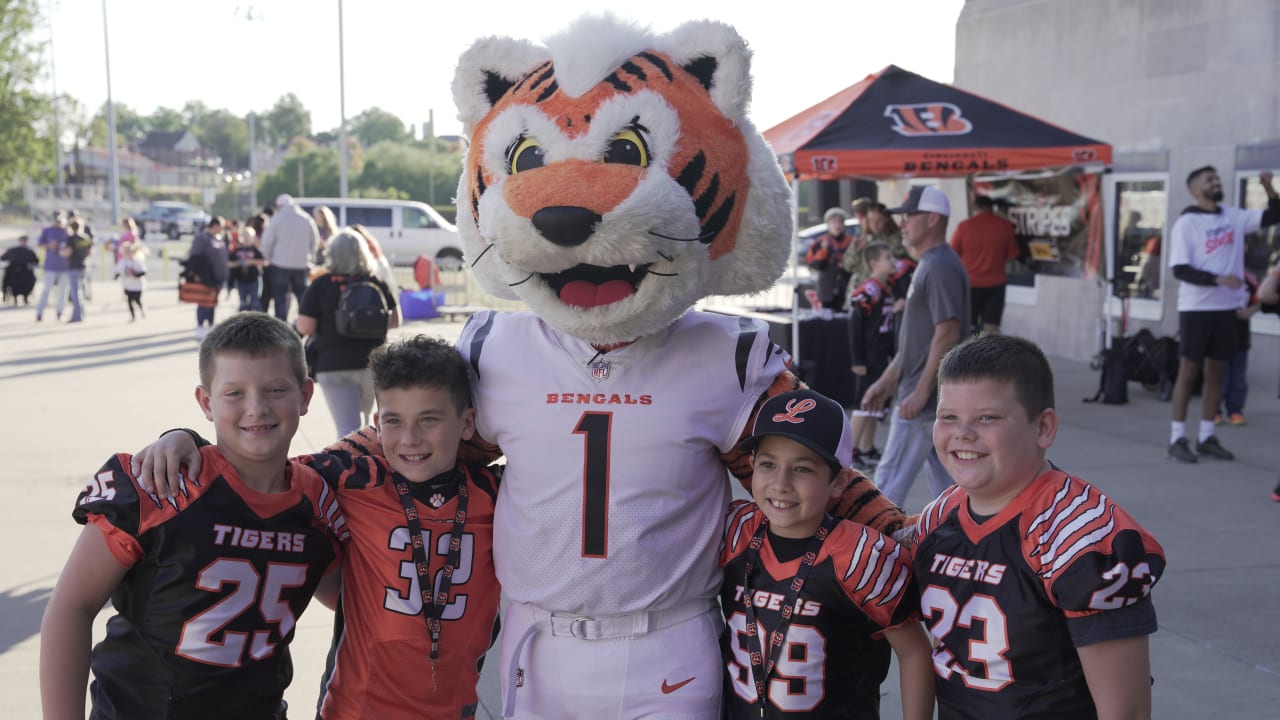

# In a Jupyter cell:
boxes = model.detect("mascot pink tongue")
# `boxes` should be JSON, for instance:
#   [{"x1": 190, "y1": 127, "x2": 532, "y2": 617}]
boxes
[{"x1": 559, "y1": 279, "x2": 634, "y2": 308}]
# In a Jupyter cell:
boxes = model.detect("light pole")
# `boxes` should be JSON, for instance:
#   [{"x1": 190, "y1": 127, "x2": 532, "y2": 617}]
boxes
[
  {"x1": 101, "y1": 0, "x2": 120, "y2": 224},
  {"x1": 48, "y1": 0, "x2": 64, "y2": 191},
  {"x1": 337, "y1": 0, "x2": 349, "y2": 224}
]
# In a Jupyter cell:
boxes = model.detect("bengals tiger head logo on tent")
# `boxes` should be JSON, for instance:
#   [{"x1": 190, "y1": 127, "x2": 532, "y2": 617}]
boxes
[{"x1": 451, "y1": 14, "x2": 793, "y2": 344}]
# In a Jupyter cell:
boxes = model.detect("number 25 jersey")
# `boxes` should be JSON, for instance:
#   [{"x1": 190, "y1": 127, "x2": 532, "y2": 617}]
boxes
[
  {"x1": 73, "y1": 446, "x2": 346, "y2": 719},
  {"x1": 913, "y1": 470, "x2": 1166, "y2": 720}
]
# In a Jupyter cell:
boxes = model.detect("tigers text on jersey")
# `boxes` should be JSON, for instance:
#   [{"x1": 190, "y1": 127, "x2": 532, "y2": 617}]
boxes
[
  {"x1": 913, "y1": 470, "x2": 1166, "y2": 720},
  {"x1": 458, "y1": 309, "x2": 790, "y2": 615},
  {"x1": 719, "y1": 500, "x2": 919, "y2": 720},
  {"x1": 72, "y1": 446, "x2": 346, "y2": 720},
  {"x1": 306, "y1": 452, "x2": 501, "y2": 720},
  {"x1": 1167, "y1": 205, "x2": 1263, "y2": 311}
]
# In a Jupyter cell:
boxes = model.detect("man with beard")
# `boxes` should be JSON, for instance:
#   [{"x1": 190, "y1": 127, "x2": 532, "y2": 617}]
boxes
[{"x1": 1165, "y1": 167, "x2": 1278, "y2": 463}]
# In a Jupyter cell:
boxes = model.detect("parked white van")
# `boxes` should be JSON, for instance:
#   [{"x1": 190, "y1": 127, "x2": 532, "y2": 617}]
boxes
[{"x1": 293, "y1": 197, "x2": 464, "y2": 268}]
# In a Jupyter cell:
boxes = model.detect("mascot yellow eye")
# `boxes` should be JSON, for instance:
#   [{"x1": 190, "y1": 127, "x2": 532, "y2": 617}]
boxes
[
  {"x1": 602, "y1": 128, "x2": 649, "y2": 167},
  {"x1": 507, "y1": 136, "x2": 545, "y2": 174}
]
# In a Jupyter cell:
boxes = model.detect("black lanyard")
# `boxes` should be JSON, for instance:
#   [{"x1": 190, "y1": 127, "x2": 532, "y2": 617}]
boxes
[
  {"x1": 740, "y1": 514, "x2": 837, "y2": 717},
  {"x1": 391, "y1": 471, "x2": 468, "y2": 665}
]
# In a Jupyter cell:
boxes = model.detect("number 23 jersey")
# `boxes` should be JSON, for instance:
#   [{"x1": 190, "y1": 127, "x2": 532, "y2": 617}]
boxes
[
  {"x1": 73, "y1": 447, "x2": 346, "y2": 719},
  {"x1": 459, "y1": 310, "x2": 789, "y2": 615},
  {"x1": 913, "y1": 470, "x2": 1166, "y2": 720}
]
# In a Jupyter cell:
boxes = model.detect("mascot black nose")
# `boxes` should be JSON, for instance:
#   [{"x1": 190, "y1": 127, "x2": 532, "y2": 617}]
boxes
[{"x1": 532, "y1": 206, "x2": 602, "y2": 247}]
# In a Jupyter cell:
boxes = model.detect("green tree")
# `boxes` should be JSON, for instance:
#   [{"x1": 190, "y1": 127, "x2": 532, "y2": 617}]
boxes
[
  {"x1": 195, "y1": 109, "x2": 249, "y2": 170},
  {"x1": 350, "y1": 107, "x2": 408, "y2": 147},
  {"x1": 258, "y1": 143, "x2": 340, "y2": 199},
  {"x1": 0, "y1": 0, "x2": 54, "y2": 181},
  {"x1": 357, "y1": 139, "x2": 463, "y2": 205},
  {"x1": 87, "y1": 102, "x2": 147, "y2": 148},
  {"x1": 147, "y1": 106, "x2": 184, "y2": 133},
  {"x1": 265, "y1": 93, "x2": 311, "y2": 146}
]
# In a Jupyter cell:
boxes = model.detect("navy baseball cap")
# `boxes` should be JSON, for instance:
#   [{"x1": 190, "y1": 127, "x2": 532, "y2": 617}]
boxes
[
  {"x1": 740, "y1": 389, "x2": 854, "y2": 471},
  {"x1": 888, "y1": 185, "x2": 951, "y2": 217}
]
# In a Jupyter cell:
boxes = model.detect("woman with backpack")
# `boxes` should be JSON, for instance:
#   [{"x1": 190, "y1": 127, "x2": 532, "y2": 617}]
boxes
[{"x1": 296, "y1": 228, "x2": 400, "y2": 437}]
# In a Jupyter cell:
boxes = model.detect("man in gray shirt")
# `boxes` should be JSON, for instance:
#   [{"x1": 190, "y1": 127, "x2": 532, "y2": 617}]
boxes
[
  {"x1": 862, "y1": 186, "x2": 970, "y2": 508},
  {"x1": 261, "y1": 193, "x2": 320, "y2": 321}
]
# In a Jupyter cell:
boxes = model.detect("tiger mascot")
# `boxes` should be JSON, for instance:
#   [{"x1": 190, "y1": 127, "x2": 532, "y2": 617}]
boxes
[{"x1": 449, "y1": 15, "x2": 909, "y2": 717}]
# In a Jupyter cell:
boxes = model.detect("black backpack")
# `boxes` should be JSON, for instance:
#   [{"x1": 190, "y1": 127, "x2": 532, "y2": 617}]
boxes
[{"x1": 334, "y1": 278, "x2": 389, "y2": 340}]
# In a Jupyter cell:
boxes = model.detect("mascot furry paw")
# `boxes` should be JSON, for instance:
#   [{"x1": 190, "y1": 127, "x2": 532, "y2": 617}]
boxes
[{"x1": 449, "y1": 15, "x2": 907, "y2": 715}]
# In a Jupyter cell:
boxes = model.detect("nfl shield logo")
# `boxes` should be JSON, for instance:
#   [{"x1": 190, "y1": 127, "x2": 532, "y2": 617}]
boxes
[{"x1": 590, "y1": 360, "x2": 610, "y2": 381}]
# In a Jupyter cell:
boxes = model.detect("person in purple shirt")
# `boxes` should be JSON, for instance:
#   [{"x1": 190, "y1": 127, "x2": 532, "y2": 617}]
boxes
[{"x1": 36, "y1": 211, "x2": 70, "y2": 322}]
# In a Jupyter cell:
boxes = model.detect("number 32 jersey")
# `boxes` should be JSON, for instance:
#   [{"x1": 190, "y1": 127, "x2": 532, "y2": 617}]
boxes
[
  {"x1": 913, "y1": 470, "x2": 1166, "y2": 720},
  {"x1": 459, "y1": 310, "x2": 789, "y2": 615},
  {"x1": 72, "y1": 446, "x2": 346, "y2": 719}
]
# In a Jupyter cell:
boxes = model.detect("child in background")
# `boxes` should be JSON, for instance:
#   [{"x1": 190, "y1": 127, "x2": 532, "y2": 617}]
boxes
[
  {"x1": 115, "y1": 242, "x2": 148, "y2": 321},
  {"x1": 131, "y1": 335, "x2": 502, "y2": 720},
  {"x1": 39, "y1": 313, "x2": 346, "y2": 720},
  {"x1": 231, "y1": 227, "x2": 267, "y2": 312},
  {"x1": 919, "y1": 334, "x2": 1165, "y2": 719},
  {"x1": 847, "y1": 242, "x2": 898, "y2": 470},
  {"x1": 721, "y1": 388, "x2": 934, "y2": 720}
]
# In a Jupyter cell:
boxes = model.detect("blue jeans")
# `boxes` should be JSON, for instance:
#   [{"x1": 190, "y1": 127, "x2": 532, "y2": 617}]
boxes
[
  {"x1": 873, "y1": 409, "x2": 954, "y2": 510},
  {"x1": 271, "y1": 267, "x2": 309, "y2": 321},
  {"x1": 37, "y1": 270, "x2": 67, "y2": 318},
  {"x1": 237, "y1": 278, "x2": 261, "y2": 311},
  {"x1": 66, "y1": 269, "x2": 85, "y2": 321},
  {"x1": 196, "y1": 305, "x2": 216, "y2": 327},
  {"x1": 1222, "y1": 347, "x2": 1249, "y2": 415}
]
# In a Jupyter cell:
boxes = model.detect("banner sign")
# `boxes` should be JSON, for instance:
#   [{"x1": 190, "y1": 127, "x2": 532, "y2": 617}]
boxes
[{"x1": 970, "y1": 171, "x2": 1104, "y2": 280}]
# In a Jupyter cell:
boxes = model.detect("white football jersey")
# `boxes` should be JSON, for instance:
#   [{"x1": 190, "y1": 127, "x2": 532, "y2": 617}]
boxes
[
  {"x1": 458, "y1": 310, "x2": 789, "y2": 615},
  {"x1": 1167, "y1": 206, "x2": 1262, "y2": 311}
]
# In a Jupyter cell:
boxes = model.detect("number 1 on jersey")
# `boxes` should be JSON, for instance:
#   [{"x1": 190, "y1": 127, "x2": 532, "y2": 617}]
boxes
[{"x1": 574, "y1": 412, "x2": 612, "y2": 558}]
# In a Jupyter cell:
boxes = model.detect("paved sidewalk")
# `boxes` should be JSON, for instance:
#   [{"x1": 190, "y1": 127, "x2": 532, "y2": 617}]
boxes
[{"x1": 1, "y1": 281, "x2": 1276, "y2": 718}]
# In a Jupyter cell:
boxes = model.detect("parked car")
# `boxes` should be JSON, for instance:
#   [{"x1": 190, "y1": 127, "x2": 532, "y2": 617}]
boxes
[
  {"x1": 293, "y1": 197, "x2": 464, "y2": 268},
  {"x1": 133, "y1": 201, "x2": 211, "y2": 240}
]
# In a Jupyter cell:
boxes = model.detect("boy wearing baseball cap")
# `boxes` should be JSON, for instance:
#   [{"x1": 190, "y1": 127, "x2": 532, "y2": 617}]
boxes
[{"x1": 719, "y1": 388, "x2": 934, "y2": 719}]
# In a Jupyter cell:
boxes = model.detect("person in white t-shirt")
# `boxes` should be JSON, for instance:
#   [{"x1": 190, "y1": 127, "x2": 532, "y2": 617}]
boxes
[{"x1": 1165, "y1": 167, "x2": 1278, "y2": 463}]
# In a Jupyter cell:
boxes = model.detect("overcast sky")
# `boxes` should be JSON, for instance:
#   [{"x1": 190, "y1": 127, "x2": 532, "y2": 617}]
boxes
[{"x1": 42, "y1": 0, "x2": 965, "y2": 138}]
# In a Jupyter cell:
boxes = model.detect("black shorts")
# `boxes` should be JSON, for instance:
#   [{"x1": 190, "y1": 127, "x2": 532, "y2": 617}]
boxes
[
  {"x1": 850, "y1": 360, "x2": 889, "y2": 408},
  {"x1": 1178, "y1": 310, "x2": 1239, "y2": 363},
  {"x1": 971, "y1": 285, "x2": 1007, "y2": 328}
]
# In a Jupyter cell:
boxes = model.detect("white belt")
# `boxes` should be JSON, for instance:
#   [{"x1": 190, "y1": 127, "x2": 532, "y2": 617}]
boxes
[{"x1": 502, "y1": 598, "x2": 715, "y2": 717}]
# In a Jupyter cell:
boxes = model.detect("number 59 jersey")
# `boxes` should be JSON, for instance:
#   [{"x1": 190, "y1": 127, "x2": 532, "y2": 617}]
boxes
[
  {"x1": 73, "y1": 447, "x2": 346, "y2": 719},
  {"x1": 459, "y1": 310, "x2": 789, "y2": 615},
  {"x1": 913, "y1": 470, "x2": 1166, "y2": 720}
]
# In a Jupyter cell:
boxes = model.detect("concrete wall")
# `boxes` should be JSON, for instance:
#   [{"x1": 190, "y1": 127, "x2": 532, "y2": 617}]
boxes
[{"x1": 954, "y1": 0, "x2": 1280, "y2": 392}]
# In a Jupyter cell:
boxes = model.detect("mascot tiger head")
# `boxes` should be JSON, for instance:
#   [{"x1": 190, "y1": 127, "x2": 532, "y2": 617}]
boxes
[{"x1": 452, "y1": 15, "x2": 793, "y2": 344}]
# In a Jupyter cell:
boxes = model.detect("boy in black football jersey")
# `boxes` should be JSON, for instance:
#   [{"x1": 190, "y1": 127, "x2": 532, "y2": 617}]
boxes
[
  {"x1": 920, "y1": 334, "x2": 1166, "y2": 719},
  {"x1": 848, "y1": 242, "x2": 899, "y2": 468},
  {"x1": 40, "y1": 313, "x2": 347, "y2": 720},
  {"x1": 720, "y1": 388, "x2": 934, "y2": 720}
]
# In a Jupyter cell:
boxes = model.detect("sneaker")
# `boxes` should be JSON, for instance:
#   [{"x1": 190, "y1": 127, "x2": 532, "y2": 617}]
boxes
[
  {"x1": 1196, "y1": 435, "x2": 1235, "y2": 461},
  {"x1": 1229, "y1": 413, "x2": 1246, "y2": 426},
  {"x1": 1167, "y1": 437, "x2": 1198, "y2": 463},
  {"x1": 1272, "y1": 480, "x2": 1280, "y2": 503},
  {"x1": 863, "y1": 446, "x2": 882, "y2": 466},
  {"x1": 1212, "y1": 414, "x2": 1222, "y2": 425},
  {"x1": 849, "y1": 449, "x2": 870, "y2": 472},
  {"x1": 195, "y1": 325, "x2": 208, "y2": 341}
]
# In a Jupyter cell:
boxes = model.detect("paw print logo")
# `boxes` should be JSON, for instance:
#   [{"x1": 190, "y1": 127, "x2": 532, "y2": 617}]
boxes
[{"x1": 429, "y1": 493, "x2": 446, "y2": 508}]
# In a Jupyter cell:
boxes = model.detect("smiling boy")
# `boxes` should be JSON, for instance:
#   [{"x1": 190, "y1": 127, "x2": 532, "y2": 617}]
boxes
[
  {"x1": 917, "y1": 334, "x2": 1166, "y2": 719},
  {"x1": 720, "y1": 388, "x2": 934, "y2": 720},
  {"x1": 133, "y1": 335, "x2": 501, "y2": 720},
  {"x1": 40, "y1": 313, "x2": 347, "y2": 720}
]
